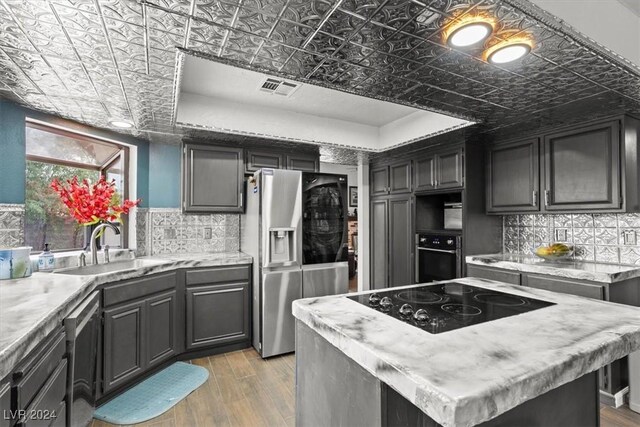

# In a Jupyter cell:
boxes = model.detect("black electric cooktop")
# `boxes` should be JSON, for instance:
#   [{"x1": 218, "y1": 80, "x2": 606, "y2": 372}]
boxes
[{"x1": 348, "y1": 282, "x2": 555, "y2": 334}]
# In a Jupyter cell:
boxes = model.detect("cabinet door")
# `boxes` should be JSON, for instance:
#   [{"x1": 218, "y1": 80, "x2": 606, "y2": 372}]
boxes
[
  {"x1": 186, "y1": 283, "x2": 249, "y2": 349},
  {"x1": 524, "y1": 274, "x2": 605, "y2": 300},
  {"x1": 286, "y1": 153, "x2": 319, "y2": 172},
  {"x1": 183, "y1": 144, "x2": 244, "y2": 213},
  {"x1": 436, "y1": 149, "x2": 464, "y2": 189},
  {"x1": 103, "y1": 301, "x2": 144, "y2": 393},
  {"x1": 0, "y1": 382, "x2": 10, "y2": 427},
  {"x1": 389, "y1": 196, "x2": 413, "y2": 286},
  {"x1": 370, "y1": 166, "x2": 389, "y2": 196},
  {"x1": 414, "y1": 155, "x2": 436, "y2": 192},
  {"x1": 487, "y1": 139, "x2": 540, "y2": 213},
  {"x1": 146, "y1": 290, "x2": 178, "y2": 368},
  {"x1": 543, "y1": 121, "x2": 621, "y2": 211},
  {"x1": 370, "y1": 199, "x2": 388, "y2": 289},
  {"x1": 466, "y1": 264, "x2": 521, "y2": 285},
  {"x1": 246, "y1": 150, "x2": 283, "y2": 173},
  {"x1": 389, "y1": 161, "x2": 412, "y2": 194}
]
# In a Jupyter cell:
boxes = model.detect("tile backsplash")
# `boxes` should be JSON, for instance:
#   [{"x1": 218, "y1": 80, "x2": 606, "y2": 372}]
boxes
[
  {"x1": 0, "y1": 204, "x2": 25, "y2": 248},
  {"x1": 503, "y1": 213, "x2": 640, "y2": 265},
  {"x1": 136, "y1": 208, "x2": 240, "y2": 256}
]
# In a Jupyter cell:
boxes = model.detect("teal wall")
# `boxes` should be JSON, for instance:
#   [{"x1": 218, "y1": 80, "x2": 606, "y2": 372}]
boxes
[
  {"x1": 0, "y1": 100, "x2": 150, "y2": 207},
  {"x1": 148, "y1": 143, "x2": 181, "y2": 208},
  {"x1": 0, "y1": 100, "x2": 27, "y2": 204}
]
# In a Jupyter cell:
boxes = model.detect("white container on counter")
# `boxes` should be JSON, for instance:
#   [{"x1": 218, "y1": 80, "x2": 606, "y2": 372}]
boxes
[{"x1": 0, "y1": 247, "x2": 33, "y2": 279}]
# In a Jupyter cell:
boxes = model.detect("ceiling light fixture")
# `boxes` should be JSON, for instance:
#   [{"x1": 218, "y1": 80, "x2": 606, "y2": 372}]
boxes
[
  {"x1": 109, "y1": 119, "x2": 133, "y2": 129},
  {"x1": 485, "y1": 40, "x2": 532, "y2": 64},
  {"x1": 445, "y1": 18, "x2": 494, "y2": 48}
]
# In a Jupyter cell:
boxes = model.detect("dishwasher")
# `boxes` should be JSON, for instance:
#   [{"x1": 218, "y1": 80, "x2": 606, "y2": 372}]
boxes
[{"x1": 65, "y1": 291, "x2": 100, "y2": 426}]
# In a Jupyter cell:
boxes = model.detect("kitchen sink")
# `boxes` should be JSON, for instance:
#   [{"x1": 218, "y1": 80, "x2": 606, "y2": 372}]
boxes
[{"x1": 53, "y1": 259, "x2": 166, "y2": 276}]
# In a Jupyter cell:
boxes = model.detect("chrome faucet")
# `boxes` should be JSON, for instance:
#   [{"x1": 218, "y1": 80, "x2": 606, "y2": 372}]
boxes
[{"x1": 90, "y1": 223, "x2": 121, "y2": 265}]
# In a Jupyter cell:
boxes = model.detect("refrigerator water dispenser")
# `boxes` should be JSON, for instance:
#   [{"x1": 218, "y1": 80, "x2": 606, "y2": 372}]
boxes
[{"x1": 269, "y1": 227, "x2": 296, "y2": 264}]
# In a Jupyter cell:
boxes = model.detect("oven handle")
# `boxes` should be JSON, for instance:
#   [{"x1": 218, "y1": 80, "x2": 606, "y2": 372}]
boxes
[{"x1": 417, "y1": 247, "x2": 457, "y2": 254}]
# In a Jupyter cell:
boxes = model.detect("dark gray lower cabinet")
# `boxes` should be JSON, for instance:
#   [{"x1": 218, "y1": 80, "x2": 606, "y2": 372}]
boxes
[
  {"x1": 523, "y1": 274, "x2": 605, "y2": 300},
  {"x1": 370, "y1": 196, "x2": 413, "y2": 289},
  {"x1": 466, "y1": 264, "x2": 521, "y2": 285},
  {"x1": 146, "y1": 291, "x2": 179, "y2": 367},
  {"x1": 0, "y1": 382, "x2": 9, "y2": 427},
  {"x1": 103, "y1": 286, "x2": 180, "y2": 393},
  {"x1": 371, "y1": 198, "x2": 389, "y2": 289},
  {"x1": 389, "y1": 197, "x2": 413, "y2": 287},
  {"x1": 103, "y1": 300, "x2": 145, "y2": 393},
  {"x1": 186, "y1": 282, "x2": 250, "y2": 349}
]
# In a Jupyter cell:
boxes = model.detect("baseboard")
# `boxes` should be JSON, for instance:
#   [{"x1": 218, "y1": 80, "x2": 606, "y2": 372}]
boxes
[
  {"x1": 630, "y1": 400, "x2": 640, "y2": 414},
  {"x1": 599, "y1": 386, "x2": 629, "y2": 408}
]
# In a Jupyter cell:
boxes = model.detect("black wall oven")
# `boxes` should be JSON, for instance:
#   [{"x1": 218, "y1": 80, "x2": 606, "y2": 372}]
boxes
[{"x1": 415, "y1": 233, "x2": 462, "y2": 283}]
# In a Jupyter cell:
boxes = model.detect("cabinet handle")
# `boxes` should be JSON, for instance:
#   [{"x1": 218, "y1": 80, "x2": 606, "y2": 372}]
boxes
[
  {"x1": 532, "y1": 190, "x2": 537, "y2": 207},
  {"x1": 240, "y1": 192, "x2": 243, "y2": 208},
  {"x1": 544, "y1": 190, "x2": 550, "y2": 206}
]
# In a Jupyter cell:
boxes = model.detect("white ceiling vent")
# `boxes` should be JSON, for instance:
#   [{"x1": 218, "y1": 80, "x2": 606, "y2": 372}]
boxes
[{"x1": 258, "y1": 77, "x2": 301, "y2": 97}]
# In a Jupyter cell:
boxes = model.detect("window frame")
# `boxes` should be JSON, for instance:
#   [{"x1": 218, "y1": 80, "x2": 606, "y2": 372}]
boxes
[{"x1": 24, "y1": 120, "x2": 131, "y2": 253}]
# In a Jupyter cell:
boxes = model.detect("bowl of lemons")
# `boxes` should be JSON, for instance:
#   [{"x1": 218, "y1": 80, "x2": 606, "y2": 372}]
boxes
[{"x1": 533, "y1": 243, "x2": 574, "y2": 261}]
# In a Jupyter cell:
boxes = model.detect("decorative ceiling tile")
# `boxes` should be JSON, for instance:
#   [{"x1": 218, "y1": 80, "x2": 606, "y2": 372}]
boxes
[{"x1": 0, "y1": 0, "x2": 638, "y2": 162}]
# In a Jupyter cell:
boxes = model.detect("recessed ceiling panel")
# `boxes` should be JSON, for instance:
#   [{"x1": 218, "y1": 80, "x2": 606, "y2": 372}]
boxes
[{"x1": 177, "y1": 54, "x2": 473, "y2": 151}]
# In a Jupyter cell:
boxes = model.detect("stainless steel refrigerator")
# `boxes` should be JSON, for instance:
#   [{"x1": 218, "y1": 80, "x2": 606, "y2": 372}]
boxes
[{"x1": 241, "y1": 169, "x2": 348, "y2": 358}]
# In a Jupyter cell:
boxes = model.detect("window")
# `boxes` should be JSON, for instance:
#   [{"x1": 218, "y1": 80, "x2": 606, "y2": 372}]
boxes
[{"x1": 24, "y1": 120, "x2": 129, "y2": 252}]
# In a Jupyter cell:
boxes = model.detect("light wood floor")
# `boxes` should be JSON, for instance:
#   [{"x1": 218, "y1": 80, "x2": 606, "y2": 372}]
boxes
[{"x1": 93, "y1": 348, "x2": 640, "y2": 427}]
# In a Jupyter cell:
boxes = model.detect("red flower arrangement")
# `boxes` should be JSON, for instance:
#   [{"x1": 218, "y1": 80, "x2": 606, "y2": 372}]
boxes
[{"x1": 51, "y1": 176, "x2": 140, "y2": 225}]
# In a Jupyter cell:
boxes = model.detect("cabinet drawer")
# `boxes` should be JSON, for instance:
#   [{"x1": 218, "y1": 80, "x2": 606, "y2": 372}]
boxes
[
  {"x1": 0, "y1": 382, "x2": 10, "y2": 427},
  {"x1": 49, "y1": 401, "x2": 66, "y2": 427},
  {"x1": 103, "y1": 272, "x2": 176, "y2": 307},
  {"x1": 186, "y1": 266, "x2": 249, "y2": 287},
  {"x1": 524, "y1": 274, "x2": 605, "y2": 300},
  {"x1": 466, "y1": 265, "x2": 521, "y2": 285},
  {"x1": 14, "y1": 331, "x2": 66, "y2": 411},
  {"x1": 21, "y1": 359, "x2": 67, "y2": 427}
]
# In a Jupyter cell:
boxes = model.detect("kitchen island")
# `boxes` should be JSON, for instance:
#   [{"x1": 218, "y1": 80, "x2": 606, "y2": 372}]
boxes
[{"x1": 292, "y1": 277, "x2": 640, "y2": 427}]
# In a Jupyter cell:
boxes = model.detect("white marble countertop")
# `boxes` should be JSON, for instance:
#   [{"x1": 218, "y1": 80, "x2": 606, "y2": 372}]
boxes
[
  {"x1": 0, "y1": 251, "x2": 251, "y2": 379},
  {"x1": 292, "y1": 278, "x2": 640, "y2": 427},
  {"x1": 466, "y1": 253, "x2": 640, "y2": 283}
]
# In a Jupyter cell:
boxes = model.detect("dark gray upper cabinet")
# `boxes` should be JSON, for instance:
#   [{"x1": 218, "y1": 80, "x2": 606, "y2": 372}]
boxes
[
  {"x1": 103, "y1": 300, "x2": 144, "y2": 393},
  {"x1": 286, "y1": 153, "x2": 319, "y2": 172},
  {"x1": 486, "y1": 117, "x2": 640, "y2": 214},
  {"x1": 436, "y1": 149, "x2": 464, "y2": 189},
  {"x1": 486, "y1": 138, "x2": 540, "y2": 213},
  {"x1": 371, "y1": 165, "x2": 390, "y2": 197},
  {"x1": 183, "y1": 143, "x2": 244, "y2": 213},
  {"x1": 389, "y1": 161, "x2": 412, "y2": 194},
  {"x1": 543, "y1": 120, "x2": 621, "y2": 211},
  {"x1": 245, "y1": 150, "x2": 283, "y2": 173},
  {"x1": 370, "y1": 196, "x2": 413, "y2": 289},
  {"x1": 414, "y1": 148, "x2": 463, "y2": 193},
  {"x1": 186, "y1": 282, "x2": 250, "y2": 349},
  {"x1": 371, "y1": 160, "x2": 412, "y2": 196},
  {"x1": 414, "y1": 155, "x2": 436, "y2": 192}
]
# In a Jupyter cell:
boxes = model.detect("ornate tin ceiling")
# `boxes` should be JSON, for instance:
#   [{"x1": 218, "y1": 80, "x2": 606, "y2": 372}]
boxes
[{"x1": 1, "y1": 0, "x2": 640, "y2": 164}]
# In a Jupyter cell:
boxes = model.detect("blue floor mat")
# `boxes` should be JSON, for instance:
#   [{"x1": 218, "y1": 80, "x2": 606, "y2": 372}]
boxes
[{"x1": 94, "y1": 361, "x2": 209, "y2": 425}]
